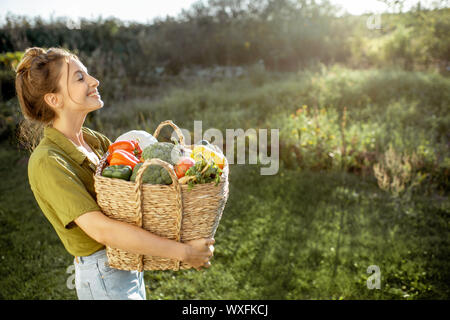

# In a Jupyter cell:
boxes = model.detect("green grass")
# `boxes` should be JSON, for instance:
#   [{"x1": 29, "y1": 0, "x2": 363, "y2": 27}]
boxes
[
  {"x1": 0, "y1": 143, "x2": 76, "y2": 299},
  {"x1": 143, "y1": 164, "x2": 449, "y2": 300},
  {"x1": 0, "y1": 143, "x2": 448, "y2": 299},
  {"x1": 0, "y1": 65, "x2": 448, "y2": 299}
]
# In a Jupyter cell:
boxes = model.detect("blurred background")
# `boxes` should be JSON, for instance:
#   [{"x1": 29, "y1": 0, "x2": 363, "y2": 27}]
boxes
[{"x1": 0, "y1": 0, "x2": 449, "y2": 299}]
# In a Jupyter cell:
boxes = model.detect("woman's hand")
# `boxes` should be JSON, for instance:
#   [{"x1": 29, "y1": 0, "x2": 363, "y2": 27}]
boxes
[{"x1": 183, "y1": 238, "x2": 215, "y2": 270}]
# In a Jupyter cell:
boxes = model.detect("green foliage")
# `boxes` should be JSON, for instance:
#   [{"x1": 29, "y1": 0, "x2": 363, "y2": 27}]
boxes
[
  {"x1": 0, "y1": 5, "x2": 448, "y2": 106},
  {"x1": 0, "y1": 0, "x2": 346, "y2": 80},
  {"x1": 348, "y1": 8, "x2": 450, "y2": 74},
  {"x1": 88, "y1": 64, "x2": 449, "y2": 197},
  {"x1": 0, "y1": 52, "x2": 20, "y2": 103},
  {"x1": 89, "y1": 65, "x2": 448, "y2": 198},
  {"x1": 0, "y1": 51, "x2": 24, "y2": 70}
]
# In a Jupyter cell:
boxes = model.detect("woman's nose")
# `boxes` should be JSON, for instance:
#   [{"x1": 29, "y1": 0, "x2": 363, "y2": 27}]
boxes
[{"x1": 88, "y1": 75, "x2": 100, "y2": 88}]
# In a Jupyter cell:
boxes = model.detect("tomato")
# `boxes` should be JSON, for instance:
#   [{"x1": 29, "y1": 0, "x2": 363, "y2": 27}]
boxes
[{"x1": 174, "y1": 157, "x2": 195, "y2": 179}]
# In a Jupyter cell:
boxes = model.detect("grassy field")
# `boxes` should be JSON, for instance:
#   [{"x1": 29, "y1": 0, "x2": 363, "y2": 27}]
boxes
[{"x1": 0, "y1": 65, "x2": 448, "y2": 299}]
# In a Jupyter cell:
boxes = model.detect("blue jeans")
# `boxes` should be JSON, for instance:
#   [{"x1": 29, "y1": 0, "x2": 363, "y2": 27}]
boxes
[{"x1": 74, "y1": 249, "x2": 146, "y2": 300}]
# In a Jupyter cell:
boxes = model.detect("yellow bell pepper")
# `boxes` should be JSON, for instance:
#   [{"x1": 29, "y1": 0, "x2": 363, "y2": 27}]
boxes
[{"x1": 191, "y1": 145, "x2": 225, "y2": 169}]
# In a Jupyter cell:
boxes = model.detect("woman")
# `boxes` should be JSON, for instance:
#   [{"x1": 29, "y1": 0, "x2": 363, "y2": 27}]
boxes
[{"x1": 15, "y1": 47, "x2": 215, "y2": 300}]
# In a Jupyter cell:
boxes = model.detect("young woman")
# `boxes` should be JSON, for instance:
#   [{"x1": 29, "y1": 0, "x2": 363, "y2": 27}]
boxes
[{"x1": 15, "y1": 47, "x2": 215, "y2": 300}]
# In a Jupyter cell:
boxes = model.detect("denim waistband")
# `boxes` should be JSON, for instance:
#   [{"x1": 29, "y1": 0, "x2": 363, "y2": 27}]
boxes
[{"x1": 76, "y1": 249, "x2": 106, "y2": 265}]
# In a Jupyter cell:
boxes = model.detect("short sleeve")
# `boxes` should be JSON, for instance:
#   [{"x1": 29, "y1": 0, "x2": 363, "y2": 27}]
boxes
[
  {"x1": 93, "y1": 130, "x2": 112, "y2": 153},
  {"x1": 33, "y1": 155, "x2": 101, "y2": 229},
  {"x1": 96, "y1": 132, "x2": 112, "y2": 152}
]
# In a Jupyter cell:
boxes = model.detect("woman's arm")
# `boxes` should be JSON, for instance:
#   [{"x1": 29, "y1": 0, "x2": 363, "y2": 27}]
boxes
[{"x1": 74, "y1": 211, "x2": 214, "y2": 269}]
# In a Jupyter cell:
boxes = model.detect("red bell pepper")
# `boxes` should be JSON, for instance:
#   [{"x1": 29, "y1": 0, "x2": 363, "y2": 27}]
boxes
[{"x1": 108, "y1": 140, "x2": 142, "y2": 158}]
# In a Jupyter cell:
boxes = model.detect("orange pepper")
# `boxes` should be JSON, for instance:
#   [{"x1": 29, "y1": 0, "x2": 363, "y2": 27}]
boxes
[
  {"x1": 108, "y1": 140, "x2": 142, "y2": 158},
  {"x1": 108, "y1": 149, "x2": 140, "y2": 169}
]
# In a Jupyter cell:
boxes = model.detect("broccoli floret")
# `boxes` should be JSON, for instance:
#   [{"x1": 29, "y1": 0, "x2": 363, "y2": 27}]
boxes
[
  {"x1": 131, "y1": 142, "x2": 187, "y2": 185},
  {"x1": 130, "y1": 162, "x2": 172, "y2": 185},
  {"x1": 141, "y1": 142, "x2": 186, "y2": 165}
]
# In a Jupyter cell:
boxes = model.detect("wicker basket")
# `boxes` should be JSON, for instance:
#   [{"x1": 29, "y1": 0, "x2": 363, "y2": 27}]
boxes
[{"x1": 94, "y1": 120, "x2": 229, "y2": 271}]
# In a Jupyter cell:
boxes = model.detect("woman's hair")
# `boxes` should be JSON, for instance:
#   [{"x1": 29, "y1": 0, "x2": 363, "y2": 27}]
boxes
[{"x1": 15, "y1": 47, "x2": 79, "y2": 152}]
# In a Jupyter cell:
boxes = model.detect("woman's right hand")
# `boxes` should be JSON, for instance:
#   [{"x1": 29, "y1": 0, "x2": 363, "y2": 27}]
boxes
[{"x1": 183, "y1": 238, "x2": 215, "y2": 270}]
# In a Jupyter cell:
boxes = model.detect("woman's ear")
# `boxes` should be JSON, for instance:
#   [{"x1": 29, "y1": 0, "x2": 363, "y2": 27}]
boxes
[{"x1": 44, "y1": 92, "x2": 63, "y2": 111}]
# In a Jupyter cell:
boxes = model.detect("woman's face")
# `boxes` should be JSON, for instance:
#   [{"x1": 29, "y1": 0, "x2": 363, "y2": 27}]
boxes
[{"x1": 57, "y1": 57, "x2": 104, "y2": 114}]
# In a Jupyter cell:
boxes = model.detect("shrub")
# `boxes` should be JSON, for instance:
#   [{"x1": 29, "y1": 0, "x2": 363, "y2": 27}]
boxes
[{"x1": 373, "y1": 143, "x2": 428, "y2": 198}]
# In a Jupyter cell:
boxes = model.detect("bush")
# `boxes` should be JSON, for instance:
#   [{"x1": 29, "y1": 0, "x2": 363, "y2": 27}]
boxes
[{"x1": 373, "y1": 143, "x2": 428, "y2": 198}]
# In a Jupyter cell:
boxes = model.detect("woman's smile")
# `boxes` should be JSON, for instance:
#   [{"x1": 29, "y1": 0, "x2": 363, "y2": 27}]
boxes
[{"x1": 87, "y1": 90, "x2": 101, "y2": 99}]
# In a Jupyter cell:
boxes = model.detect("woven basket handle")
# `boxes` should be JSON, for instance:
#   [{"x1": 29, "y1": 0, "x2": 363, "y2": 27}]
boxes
[
  {"x1": 133, "y1": 158, "x2": 184, "y2": 241},
  {"x1": 134, "y1": 158, "x2": 181, "y2": 193},
  {"x1": 153, "y1": 120, "x2": 185, "y2": 146}
]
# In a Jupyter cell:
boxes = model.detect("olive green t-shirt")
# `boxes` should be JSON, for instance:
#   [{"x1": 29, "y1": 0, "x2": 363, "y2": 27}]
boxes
[{"x1": 28, "y1": 126, "x2": 112, "y2": 257}]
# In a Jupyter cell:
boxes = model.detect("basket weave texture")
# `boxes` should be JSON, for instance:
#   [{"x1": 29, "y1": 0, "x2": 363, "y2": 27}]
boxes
[{"x1": 94, "y1": 120, "x2": 229, "y2": 271}]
